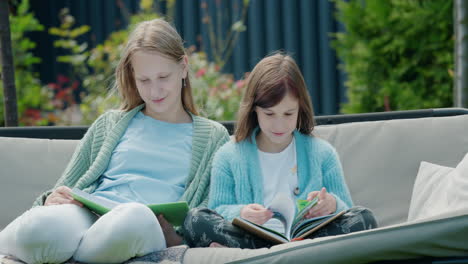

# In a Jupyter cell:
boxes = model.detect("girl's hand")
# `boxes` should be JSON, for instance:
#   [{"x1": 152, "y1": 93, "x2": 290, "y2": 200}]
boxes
[
  {"x1": 44, "y1": 186, "x2": 83, "y2": 207},
  {"x1": 305, "y1": 187, "x2": 336, "y2": 218},
  {"x1": 240, "y1": 204, "x2": 273, "y2": 225}
]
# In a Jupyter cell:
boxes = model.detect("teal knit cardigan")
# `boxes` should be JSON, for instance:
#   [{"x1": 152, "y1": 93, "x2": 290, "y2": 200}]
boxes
[
  {"x1": 208, "y1": 129, "x2": 353, "y2": 221},
  {"x1": 33, "y1": 104, "x2": 230, "y2": 209}
]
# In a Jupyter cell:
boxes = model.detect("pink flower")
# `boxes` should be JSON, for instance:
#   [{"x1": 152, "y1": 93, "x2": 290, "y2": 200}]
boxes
[
  {"x1": 48, "y1": 83, "x2": 59, "y2": 90},
  {"x1": 220, "y1": 83, "x2": 229, "y2": 91},
  {"x1": 56, "y1": 90, "x2": 66, "y2": 100},
  {"x1": 209, "y1": 87, "x2": 218, "y2": 97},
  {"x1": 235, "y1": 80, "x2": 245, "y2": 90},
  {"x1": 57, "y1": 75, "x2": 70, "y2": 84},
  {"x1": 25, "y1": 109, "x2": 41, "y2": 120},
  {"x1": 72, "y1": 81, "x2": 79, "y2": 90},
  {"x1": 53, "y1": 99, "x2": 64, "y2": 109},
  {"x1": 196, "y1": 68, "x2": 206, "y2": 78}
]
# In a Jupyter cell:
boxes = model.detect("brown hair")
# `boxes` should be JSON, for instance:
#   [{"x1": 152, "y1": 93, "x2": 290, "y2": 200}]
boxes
[
  {"x1": 235, "y1": 53, "x2": 315, "y2": 142},
  {"x1": 114, "y1": 18, "x2": 197, "y2": 115}
]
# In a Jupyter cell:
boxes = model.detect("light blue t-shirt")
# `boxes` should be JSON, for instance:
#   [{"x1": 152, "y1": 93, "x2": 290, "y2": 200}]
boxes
[{"x1": 92, "y1": 111, "x2": 193, "y2": 204}]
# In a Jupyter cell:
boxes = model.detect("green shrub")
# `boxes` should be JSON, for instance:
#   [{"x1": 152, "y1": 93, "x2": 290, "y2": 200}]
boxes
[
  {"x1": 333, "y1": 0, "x2": 453, "y2": 113},
  {"x1": 190, "y1": 51, "x2": 246, "y2": 121},
  {"x1": 0, "y1": 0, "x2": 49, "y2": 125},
  {"x1": 3, "y1": 0, "x2": 247, "y2": 125},
  {"x1": 49, "y1": 8, "x2": 90, "y2": 81},
  {"x1": 44, "y1": 8, "x2": 91, "y2": 125}
]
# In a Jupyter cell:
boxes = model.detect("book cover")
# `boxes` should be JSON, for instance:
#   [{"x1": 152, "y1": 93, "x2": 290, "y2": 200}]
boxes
[{"x1": 70, "y1": 188, "x2": 189, "y2": 226}]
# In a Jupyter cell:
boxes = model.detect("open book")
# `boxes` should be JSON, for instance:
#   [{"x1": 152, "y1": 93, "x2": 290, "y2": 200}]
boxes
[
  {"x1": 232, "y1": 193, "x2": 346, "y2": 244},
  {"x1": 71, "y1": 188, "x2": 189, "y2": 226}
]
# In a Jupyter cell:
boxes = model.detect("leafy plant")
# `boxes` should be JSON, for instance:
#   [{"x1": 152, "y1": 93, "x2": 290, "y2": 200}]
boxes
[
  {"x1": 44, "y1": 8, "x2": 91, "y2": 125},
  {"x1": 49, "y1": 8, "x2": 91, "y2": 81},
  {"x1": 190, "y1": 50, "x2": 246, "y2": 121},
  {"x1": 333, "y1": 0, "x2": 454, "y2": 113},
  {"x1": 200, "y1": 0, "x2": 249, "y2": 69},
  {"x1": 7, "y1": 0, "x2": 247, "y2": 125},
  {"x1": 0, "y1": 0, "x2": 49, "y2": 126}
]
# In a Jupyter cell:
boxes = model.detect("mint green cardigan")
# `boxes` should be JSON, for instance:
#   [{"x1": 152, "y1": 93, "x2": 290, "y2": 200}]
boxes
[{"x1": 33, "y1": 104, "x2": 230, "y2": 209}]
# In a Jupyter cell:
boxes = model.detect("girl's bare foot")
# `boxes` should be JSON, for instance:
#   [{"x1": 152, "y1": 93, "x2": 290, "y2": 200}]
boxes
[
  {"x1": 209, "y1": 242, "x2": 228, "y2": 248},
  {"x1": 157, "y1": 214, "x2": 183, "y2": 247}
]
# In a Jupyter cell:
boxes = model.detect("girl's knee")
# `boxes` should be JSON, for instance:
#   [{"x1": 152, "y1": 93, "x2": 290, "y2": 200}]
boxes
[
  {"x1": 14, "y1": 205, "x2": 92, "y2": 263},
  {"x1": 74, "y1": 203, "x2": 165, "y2": 262},
  {"x1": 17, "y1": 205, "x2": 85, "y2": 243},
  {"x1": 345, "y1": 206, "x2": 378, "y2": 229},
  {"x1": 182, "y1": 207, "x2": 222, "y2": 247},
  {"x1": 111, "y1": 203, "x2": 158, "y2": 236},
  {"x1": 90, "y1": 202, "x2": 163, "y2": 244},
  {"x1": 185, "y1": 207, "x2": 217, "y2": 226}
]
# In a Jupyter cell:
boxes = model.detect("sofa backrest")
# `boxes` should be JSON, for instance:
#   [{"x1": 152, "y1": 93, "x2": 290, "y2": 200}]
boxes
[
  {"x1": 314, "y1": 114, "x2": 468, "y2": 226},
  {"x1": 0, "y1": 138, "x2": 79, "y2": 229},
  {"x1": 1, "y1": 114, "x2": 468, "y2": 229}
]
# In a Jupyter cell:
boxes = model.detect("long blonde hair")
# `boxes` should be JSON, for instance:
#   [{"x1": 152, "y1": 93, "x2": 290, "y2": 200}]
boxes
[
  {"x1": 114, "y1": 18, "x2": 198, "y2": 115},
  {"x1": 235, "y1": 53, "x2": 315, "y2": 142}
]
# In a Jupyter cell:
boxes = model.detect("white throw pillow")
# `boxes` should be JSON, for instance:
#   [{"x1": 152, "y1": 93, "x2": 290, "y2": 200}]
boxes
[
  {"x1": 407, "y1": 162, "x2": 453, "y2": 222},
  {"x1": 447, "y1": 153, "x2": 468, "y2": 211}
]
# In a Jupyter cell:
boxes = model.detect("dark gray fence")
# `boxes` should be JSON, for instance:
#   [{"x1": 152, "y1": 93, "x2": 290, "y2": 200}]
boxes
[{"x1": 29, "y1": 0, "x2": 346, "y2": 115}]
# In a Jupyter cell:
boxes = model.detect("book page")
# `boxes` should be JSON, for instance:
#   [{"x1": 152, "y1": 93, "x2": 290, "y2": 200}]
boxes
[
  {"x1": 292, "y1": 210, "x2": 346, "y2": 239},
  {"x1": 292, "y1": 197, "x2": 319, "y2": 227},
  {"x1": 266, "y1": 192, "x2": 296, "y2": 240}
]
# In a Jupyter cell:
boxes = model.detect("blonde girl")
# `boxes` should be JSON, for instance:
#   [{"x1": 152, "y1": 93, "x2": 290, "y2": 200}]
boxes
[{"x1": 0, "y1": 18, "x2": 229, "y2": 263}]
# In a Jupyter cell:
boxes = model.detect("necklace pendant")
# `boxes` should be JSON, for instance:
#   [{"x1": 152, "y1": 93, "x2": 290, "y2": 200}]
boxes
[{"x1": 294, "y1": 187, "x2": 300, "y2": 196}]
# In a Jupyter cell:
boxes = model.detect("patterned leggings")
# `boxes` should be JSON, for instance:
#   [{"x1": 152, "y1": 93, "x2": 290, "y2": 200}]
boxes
[{"x1": 182, "y1": 206, "x2": 378, "y2": 249}]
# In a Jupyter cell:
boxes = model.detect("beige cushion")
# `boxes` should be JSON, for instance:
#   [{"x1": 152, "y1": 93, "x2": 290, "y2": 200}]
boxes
[
  {"x1": 407, "y1": 161, "x2": 453, "y2": 221},
  {"x1": 0, "y1": 137, "x2": 78, "y2": 229},
  {"x1": 314, "y1": 114, "x2": 468, "y2": 227},
  {"x1": 447, "y1": 153, "x2": 468, "y2": 211}
]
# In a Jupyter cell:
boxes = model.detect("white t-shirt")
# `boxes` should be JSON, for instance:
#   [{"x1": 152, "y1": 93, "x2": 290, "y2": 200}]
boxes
[{"x1": 258, "y1": 139, "x2": 298, "y2": 207}]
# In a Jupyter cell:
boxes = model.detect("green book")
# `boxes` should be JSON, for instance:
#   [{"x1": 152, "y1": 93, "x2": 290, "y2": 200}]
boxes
[{"x1": 71, "y1": 188, "x2": 189, "y2": 226}]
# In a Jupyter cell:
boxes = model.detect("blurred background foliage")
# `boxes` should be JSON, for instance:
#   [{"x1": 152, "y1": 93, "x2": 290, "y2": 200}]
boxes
[
  {"x1": 0, "y1": 0, "x2": 456, "y2": 125},
  {"x1": 0, "y1": 0, "x2": 49, "y2": 125},
  {"x1": 333, "y1": 0, "x2": 453, "y2": 113},
  {"x1": 1, "y1": 0, "x2": 247, "y2": 126}
]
